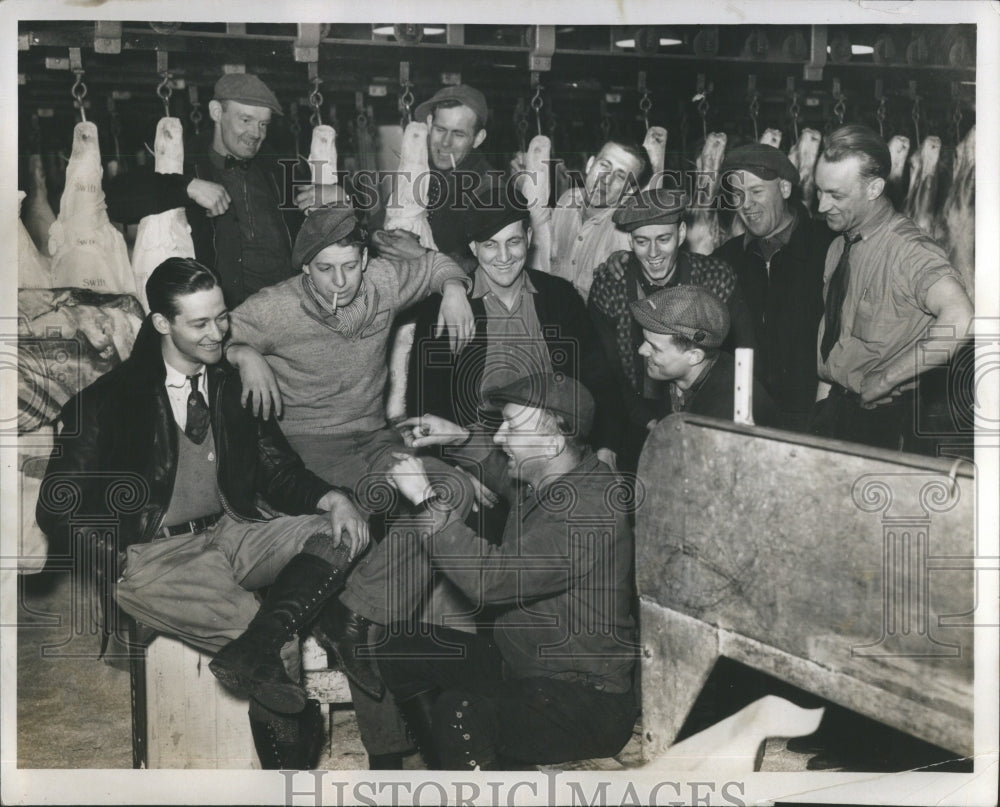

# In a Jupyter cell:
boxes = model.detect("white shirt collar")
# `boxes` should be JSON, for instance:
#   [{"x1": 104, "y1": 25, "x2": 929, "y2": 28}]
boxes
[{"x1": 164, "y1": 360, "x2": 205, "y2": 389}]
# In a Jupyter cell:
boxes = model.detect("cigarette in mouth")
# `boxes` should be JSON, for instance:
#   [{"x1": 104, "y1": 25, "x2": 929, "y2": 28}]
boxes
[
  {"x1": 332, "y1": 292, "x2": 338, "y2": 313},
  {"x1": 450, "y1": 153, "x2": 457, "y2": 170}
]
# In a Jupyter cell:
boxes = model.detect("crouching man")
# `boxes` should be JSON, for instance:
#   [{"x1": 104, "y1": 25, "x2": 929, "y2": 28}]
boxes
[
  {"x1": 36, "y1": 258, "x2": 369, "y2": 769},
  {"x1": 371, "y1": 373, "x2": 639, "y2": 770}
]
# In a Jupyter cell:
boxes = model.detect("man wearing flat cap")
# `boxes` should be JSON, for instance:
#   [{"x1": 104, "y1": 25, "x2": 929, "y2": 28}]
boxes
[
  {"x1": 404, "y1": 193, "x2": 617, "y2": 468},
  {"x1": 373, "y1": 84, "x2": 500, "y2": 271},
  {"x1": 588, "y1": 187, "x2": 755, "y2": 473},
  {"x1": 224, "y1": 201, "x2": 479, "y2": 767},
  {"x1": 107, "y1": 73, "x2": 343, "y2": 307},
  {"x1": 632, "y1": 285, "x2": 775, "y2": 424},
  {"x1": 356, "y1": 372, "x2": 639, "y2": 770},
  {"x1": 713, "y1": 142, "x2": 835, "y2": 431}
]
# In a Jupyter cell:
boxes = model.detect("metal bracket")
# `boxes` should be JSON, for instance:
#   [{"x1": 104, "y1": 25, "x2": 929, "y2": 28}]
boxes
[
  {"x1": 69, "y1": 47, "x2": 83, "y2": 71},
  {"x1": 94, "y1": 21, "x2": 122, "y2": 55},
  {"x1": 528, "y1": 25, "x2": 555, "y2": 72},
  {"x1": 156, "y1": 51, "x2": 169, "y2": 75},
  {"x1": 295, "y1": 23, "x2": 322, "y2": 63},
  {"x1": 446, "y1": 25, "x2": 464, "y2": 46},
  {"x1": 804, "y1": 24, "x2": 827, "y2": 81}
]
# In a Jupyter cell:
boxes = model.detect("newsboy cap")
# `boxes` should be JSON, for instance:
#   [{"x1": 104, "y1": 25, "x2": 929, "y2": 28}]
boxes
[
  {"x1": 720, "y1": 143, "x2": 798, "y2": 183},
  {"x1": 414, "y1": 84, "x2": 488, "y2": 128},
  {"x1": 291, "y1": 203, "x2": 360, "y2": 268},
  {"x1": 484, "y1": 372, "x2": 595, "y2": 439},
  {"x1": 213, "y1": 73, "x2": 283, "y2": 116},
  {"x1": 630, "y1": 284, "x2": 731, "y2": 348},
  {"x1": 466, "y1": 191, "x2": 530, "y2": 244},
  {"x1": 613, "y1": 188, "x2": 689, "y2": 232}
]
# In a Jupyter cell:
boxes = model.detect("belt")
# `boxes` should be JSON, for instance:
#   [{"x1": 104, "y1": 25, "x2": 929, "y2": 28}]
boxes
[
  {"x1": 157, "y1": 512, "x2": 223, "y2": 539},
  {"x1": 830, "y1": 383, "x2": 913, "y2": 410}
]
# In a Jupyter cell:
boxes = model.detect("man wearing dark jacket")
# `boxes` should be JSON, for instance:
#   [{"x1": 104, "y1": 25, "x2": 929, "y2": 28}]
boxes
[
  {"x1": 36, "y1": 257, "x2": 368, "y2": 769},
  {"x1": 713, "y1": 143, "x2": 836, "y2": 431},
  {"x1": 105, "y1": 74, "x2": 341, "y2": 307}
]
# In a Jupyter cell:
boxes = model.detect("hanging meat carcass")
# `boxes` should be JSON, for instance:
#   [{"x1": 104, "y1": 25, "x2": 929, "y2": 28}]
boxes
[
  {"x1": 935, "y1": 126, "x2": 975, "y2": 297},
  {"x1": 904, "y1": 135, "x2": 942, "y2": 236},
  {"x1": 24, "y1": 154, "x2": 57, "y2": 255},
  {"x1": 759, "y1": 128, "x2": 782, "y2": 149},
  {"x1": 130, "y1": 117, "x2": 196, "y2": 311},
  {"x1": 19, "y1": 191, "x2": 52, "y2": 289},
  {"x1": 383, "y1": 121, "x2": 436, "y2": 249},
  {"x1": 686, "y1": 132, "x2": 727, "y2": 255},
  {"x1": 885, "y1": 135, "x2": 911, "y2": 211},
  {"x1": 48, "y1": 122, "x2": 136, "y2": 296},
  {"x1": 308, "y1": 123, "x2": 339, "y2": 189},
  {"x1": 523, "y1": 134, "x2": 553, "y2": 271},
  {"x1": 643, "y1": 126, "x2": 668, "y2": 189},
  {"x1": 788, "y1": 128, "x2": 822, "y2": 210}
]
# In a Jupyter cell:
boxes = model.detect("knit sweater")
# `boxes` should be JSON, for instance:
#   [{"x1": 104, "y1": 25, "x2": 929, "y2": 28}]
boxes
[{"x1": 229, "y1": 251, "x2": 467, "y2": 436}]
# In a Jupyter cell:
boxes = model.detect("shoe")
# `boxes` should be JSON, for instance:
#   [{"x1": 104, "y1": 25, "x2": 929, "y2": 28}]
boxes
[
  {"x1": 210, "y1": 544, "x2": 351, "y2": 714},
  {"x1": 250, "y1": 699, "x2": 326, "y2": 770},
  {"x1": 312, "y1": 599, "x2": 385, "y2": 700}
]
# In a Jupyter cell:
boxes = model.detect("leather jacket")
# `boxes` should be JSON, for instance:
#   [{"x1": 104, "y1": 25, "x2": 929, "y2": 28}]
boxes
[{"x1": 36, "y1": 320, "x2": 337, "y2": 584}]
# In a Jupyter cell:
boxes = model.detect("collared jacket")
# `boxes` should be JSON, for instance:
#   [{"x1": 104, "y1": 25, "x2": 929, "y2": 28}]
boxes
[
  {"x1": 404, "y1": 268, "x2": 617, "y2": 451},
  {"x1": 105, "y1": 130, "x2": 300, "y2": 307},
  {"x1": 713, "y1": 213, "x2": 835, "y2": 417},
  {"x1": 36, "y1": 320, "x2": 335, "y2": 586}
]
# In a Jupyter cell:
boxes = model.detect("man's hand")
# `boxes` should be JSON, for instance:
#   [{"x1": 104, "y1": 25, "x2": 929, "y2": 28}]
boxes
[
  {"x1": 295, "y1": 182, "x2": 348, "y2": 213},
  {"x1": 316, "y1": 490, "x2": 370, "y2": 560},
  {"x1": 596, "y1": 447, "x2": 618, "y2": 472},
  {"x1": 387, "y1": 453, "x2": 434, "y2": 506},
  {"x1": 397, "y1": 414, "x2": 470, "y2": 448},
  {"x1": 859, "y1": 372, "x2": 892, "y2": 406},
  {"x1": 597, "y1": 250, "x2": 631, "y2": 282},
  {"x1": 456, "y1": 465, "x2": 499, "y2": 512},
  {"x1": 371, "y1": 229, "x2": 427, "y2": 261},
  {"x1": 646, "y1": 419, "x2": 658, "y2": 432},
  {"x1": 226, "y1": 344, "x2": 283, "y2": 420},
  {"x1": 187, "y1": 179, "x2": 231, "y2": 217},
  {"x1": 437, "y1": 281, "x2": 474, "y2": 355}
]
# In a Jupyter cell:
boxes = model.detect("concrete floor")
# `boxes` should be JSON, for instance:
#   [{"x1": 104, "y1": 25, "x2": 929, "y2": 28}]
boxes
[{"x1": 16, "y1": 569, "x2": 967, "y2": 776}]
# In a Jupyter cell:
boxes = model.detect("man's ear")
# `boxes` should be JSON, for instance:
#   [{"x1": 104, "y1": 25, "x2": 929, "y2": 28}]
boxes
[
  {"x1": 360, "y1": 247, "x2": 369, "y2": 272},
  {"x1": 468, "y1": 241, "x2": 478, "y2": 256},
  {"x1": 208, "y1": 99, "x2": 223, "y2": 124},
  {"x1": 151, "y1": 312, "x2": 171, "y2": 336},
  {"x1": 686, "y1": 346, "x2": 707, "y2": 366},
  {"x1": 778, "y1": 178, "x2": 793, "y2": 200},
  {"x1": 524, "y1": 224, "x2": 533, "y2": 249},
  {"x1": 473, "y1": 129, "x2": 487, "y2": 150},
  {"x1": 585, "y1": 155, "x2": 595, "y2": 175},
  {"x1": 677, "y1": 221, "x2": 688, "y2": 248},
  {"x1": 866, "y1": 176, "x2": 886, "y2": 201}
]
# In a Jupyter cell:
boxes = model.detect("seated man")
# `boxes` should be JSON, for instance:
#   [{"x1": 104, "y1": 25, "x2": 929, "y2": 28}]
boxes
[
  {"x1": 36, "y1": 258, "x2": 369, "y2": 770},
  {"x1": 225, "y1": 202, "x2": 477, "y2": 767},
  {"x1": 373, "y1": 373, "x2": 638, "y2": 770},
  {"x1": 405, "y1": 194, "x2": 617, "y2": 466},
  {"x1": 631, "y1": 284, "x2": 776, "y2": 424},
  {"x1": 588, "y1": 187, "x2": 755, "y2": 472}
]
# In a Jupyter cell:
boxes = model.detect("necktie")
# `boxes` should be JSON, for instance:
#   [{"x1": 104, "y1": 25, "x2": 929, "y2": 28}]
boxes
[
  {"x1": 224, "y1": 155, "x2": 252, "y2": 171},
  {"x1": 820, "y1": 231, "x2": 863, "y2": 362},
  {"x1": 185, "y1": 373, "x2": 210, "y2": 444}
]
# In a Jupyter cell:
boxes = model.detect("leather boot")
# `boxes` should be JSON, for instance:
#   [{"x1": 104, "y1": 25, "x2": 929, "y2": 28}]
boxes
[
  {"x1": 249, "y1": 699, "x2": 326, "y2": 770},
  {"x1": 210, "y1": 545, "x2": 350, "y2": 714},
  {"x1": 312, "y1": 599, "x2": 385, "y2": 700},
  {"x1": 397, "y1": 688, "x2": 442, "y2": 769}
]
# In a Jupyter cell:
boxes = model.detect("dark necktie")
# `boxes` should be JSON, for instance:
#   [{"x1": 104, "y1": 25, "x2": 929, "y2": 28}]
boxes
[
  {"x1": 820, "y1": 231, "x2": 863, "y2": 362},
  {"x1": 185, "y1": 373, "x2": 210, "y2": 444},
  {"x1": 224, "y1": 155, "x2": 252, "y2": 171}
]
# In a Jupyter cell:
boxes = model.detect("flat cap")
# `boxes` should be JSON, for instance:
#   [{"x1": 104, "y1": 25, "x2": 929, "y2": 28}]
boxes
[
  {"x1": 484, "y1": 372, "x2": 595, "y2": 438},
  {"x1": 415, "y1": 84, "x2": 488, "y2": 128},
  {"x1": 720, "y1": 143, "x2": 797, "y2": 183},
  {"x1": 613, "y1": 188, "x2": 689, "y2": 232},
  {"x1": 213, "y1": 73, "x2": 283, "y2": 116},
  {"x1": 466, "y1": 191, "x2": 530, "y2": 244},
  {"x1": 292, "y1": 203, "x2": 360, "y2": 268},
  {"x1": 630, "y1": 284, "x2": 731, "y2": 348}
]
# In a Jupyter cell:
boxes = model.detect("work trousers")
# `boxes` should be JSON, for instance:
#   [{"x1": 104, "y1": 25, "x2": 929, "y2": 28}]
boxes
[
  {"x1": 810, "y1": 386, "x2": 920, "y2": 453},
  {"x1": 378, "y1": 628, "x2": 639, "y2": 770}
]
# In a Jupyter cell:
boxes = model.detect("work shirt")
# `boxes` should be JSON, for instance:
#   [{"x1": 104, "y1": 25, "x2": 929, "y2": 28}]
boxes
[
  {"x1": 549, "y1": 187, "x2": 631, "y2": 301},
  {"x1": 817, "y1": 199, "x2": 960, "y2": 398},
  {"x1": 472, "y1": 268, "x2": 553, "y2": 395}
]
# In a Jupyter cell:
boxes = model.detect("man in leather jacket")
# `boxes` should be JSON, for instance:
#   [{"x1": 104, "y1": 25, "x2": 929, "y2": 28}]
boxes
[{"x1": 36, "y1": 257, "x2": 368, "y2": 769}]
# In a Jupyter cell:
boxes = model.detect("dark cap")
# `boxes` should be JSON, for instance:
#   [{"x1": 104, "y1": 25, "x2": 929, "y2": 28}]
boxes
[
  {"x1": 292, "y1": 203, "x2": 359, "y2": 268},
  {"x1": 630, "y1": 284, "x2": 730, "y2": 348},
  {"x1": 613, "y1": 188, "x2": 689, "y2": 232},
  {"x1": 720, "y1": 143, "x2": 797, "y2": 183},
  {"x1": 466, "y1": 191, "x2": 530, "y2": 244},
  {"x1": 414, "y1": 84, "x2": 488, "y2": 128},
  {"x1": 484, "y1": 373, "x2": 595, "y2": 438},
  {"x1": 213, "y1": 73, "x2": 283, "y2": 116}
]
